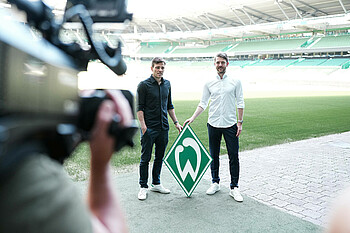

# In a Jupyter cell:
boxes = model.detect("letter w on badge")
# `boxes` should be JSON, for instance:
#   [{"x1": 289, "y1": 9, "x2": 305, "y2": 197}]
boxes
[
  {"x1": 175, "y1": 138, "x2": 201, "y2": 182},
  {"x1": 164, "y1": 124, "x2": 212, "y2": 197}
]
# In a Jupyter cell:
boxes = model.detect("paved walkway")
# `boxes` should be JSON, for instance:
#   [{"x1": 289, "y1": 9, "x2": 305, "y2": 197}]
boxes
[
  {"x1": 75, "y1": 132, "x2": 350, "y2": 232},
  {"x1": 202, "y1": 132, "x2": 350, "y2": 227}
]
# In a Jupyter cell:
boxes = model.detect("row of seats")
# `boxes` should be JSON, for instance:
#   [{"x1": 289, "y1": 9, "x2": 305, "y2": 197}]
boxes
[
  {"x1": 133, "y1": 58, "x2": 350, "y2": 68},
  {"x1": 136, "y1": 35, "x2": 350, "y2": 55},
  {"x1": 231, "y1": 58, "x2": 350, "y2": 68}
]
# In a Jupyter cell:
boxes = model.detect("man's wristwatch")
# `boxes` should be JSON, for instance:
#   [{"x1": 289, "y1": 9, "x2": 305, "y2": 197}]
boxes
[
  {"x1": 237, "y1": 120, "x2": 243, "y2": 123},
  {"x1": 174, "y1": 120, "x2": 179, "y2": 125}
]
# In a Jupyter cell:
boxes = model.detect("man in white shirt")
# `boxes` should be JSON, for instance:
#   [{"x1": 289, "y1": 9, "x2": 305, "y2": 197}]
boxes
[{"x1": 184, "y1": 53, "x2": 245, "y2": 202}]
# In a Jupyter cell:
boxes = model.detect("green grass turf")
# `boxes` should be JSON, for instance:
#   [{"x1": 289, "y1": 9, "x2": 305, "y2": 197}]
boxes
[{"x1": 65, "y1": 95, "x2": 350, "y2": 180}]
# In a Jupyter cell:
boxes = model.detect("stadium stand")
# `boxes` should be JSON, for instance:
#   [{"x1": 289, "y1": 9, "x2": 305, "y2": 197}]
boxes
[
  {"x1": 319, "y1": 58, "x2": 350, "y2": 66},
  {"x1": 291, "y1": 58, "x2": 328, "y2": 66},
  {"x1": 131, "y1": 32, "x2": 350, "y2": 69},
  {"x1": 171, "y1": 43, "x2": 231, "y2": 54},
  {"x1": 236, "y1": 58, "x2": 350, "y2": 68},
  {"x1": 137, "y1": 42, "x2": 177, "y2": 54},
  {"x1": 311, "y1": 35, "x2": 350, "y2": 49},
  {"x1": 230, "y1": 60, "x2": 257, "y2": 67},
  {"x1": 228, "y1": 38, "x2": 309, "y2": 52},
  {"x1": 267, "y1": 59, "x2": 299, "y2": 67},
  {"x1": 240, "y1": 59, "x2": 300, "y2": 67}
]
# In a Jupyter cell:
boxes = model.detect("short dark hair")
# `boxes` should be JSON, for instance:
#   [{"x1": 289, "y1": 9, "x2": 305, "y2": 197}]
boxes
[
  {"x1": 151, "y1": 57, "x2": 166, "y2": 67},
  {"x1": 214, "y1": 53, "x2": 228, "y2": 63}
]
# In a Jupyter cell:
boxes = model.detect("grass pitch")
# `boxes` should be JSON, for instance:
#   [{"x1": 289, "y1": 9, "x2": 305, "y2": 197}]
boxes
[{"x1": 65, "y1": 95, "x2": 350, "y2": 180}]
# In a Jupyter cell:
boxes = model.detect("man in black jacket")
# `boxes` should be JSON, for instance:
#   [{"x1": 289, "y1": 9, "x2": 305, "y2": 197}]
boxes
[{"x1": 136, "y1": 57, "x2": 182, "y2": 200}]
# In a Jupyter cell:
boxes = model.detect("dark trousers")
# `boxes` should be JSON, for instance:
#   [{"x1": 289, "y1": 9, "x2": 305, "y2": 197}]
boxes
[
  {"x1": 207, "y1": 123, "x2": 240, "y2": 189},
  {"x1": 139, "y1": 128, "x2": 169, "y2": 188}
]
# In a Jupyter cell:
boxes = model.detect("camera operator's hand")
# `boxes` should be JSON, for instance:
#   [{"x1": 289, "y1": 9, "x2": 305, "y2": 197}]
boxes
[
  {"x1": 89, "y1": 90, "x2": 133, "y2": 165},
  {"x1": 87, "y1": 90, "x2": 131, "y2": 233}
]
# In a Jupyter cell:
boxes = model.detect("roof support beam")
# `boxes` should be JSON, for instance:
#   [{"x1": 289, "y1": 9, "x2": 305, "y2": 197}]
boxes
[
  {"x1": 133, "y1": 23, "x2": 148, "y2": 33},
  {"x1": 280, "y1": 1, "x2": 310, "y2": 18},
  {"x1": 197, "y1": 15, "x2": 211, "y2": 30},
  {"x1": 182, "y1": 17, "x2": 205, "y2": 29},
  {"x1": 338, "y1": 0, "x2": 348, "y2": 14},
  {"x1": 204, "y1": 13, "x2": 218, "y2": 29},
  {"x1": 244, "y1": 6, "x2": 282, "y2": 21},
  {"x1": 73, "y1": 30, "x2": 85, "y2": 45},
  {"x1": 240, "y1": 7, "x2": 256, "y2": 24},
  {"x1": 158, "y1": 20, "x2": 178, "y2": 32},
  {"x1": 295, "y1": 0, "x2": 328, "y2": 15},
  {"x1": 179, "y1": 18, "x2": 191, "y2": 32},
  {"x1": 205, "y1": 13, "x2": 229, "y2": 26},
  {"x1": 288, "y1": 0, "x2": 303, "y2": 19},
  {"x1": 146, "y1": 20, "x2": 157, "y2": 33},
  {"x1": 230, "y1": 8, "x2": 246, "y2": 26},
  {"x1": 171, "y1": 20, "x2": 183, "y2": 32},
  {"x1": 275, "y1": 1, "x2": 290, "y2": 20},
  {"x1": 207, "y1": 12, "x2": 241, "y2": 27},
  {"x1": 102, "y1": 32, "x2": 113, "y2": 47},
  {"x1": 153, "y1": 20, "x2": 165, "y2": 32}
]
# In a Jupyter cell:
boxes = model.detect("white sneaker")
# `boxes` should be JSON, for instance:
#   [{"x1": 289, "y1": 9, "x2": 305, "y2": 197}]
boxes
[
  {"x1": 206, "y1": 183, "x2": 220, "y2": 195},
  {"x1": 150, "y1": 184, "x2": 170, "y2": 194},
  {"x1": 138, "y1": 188, "x2": 148, "y2": 200},
  {"x1": 230, "y1": 187, "x2": 243, "y2": 202}
]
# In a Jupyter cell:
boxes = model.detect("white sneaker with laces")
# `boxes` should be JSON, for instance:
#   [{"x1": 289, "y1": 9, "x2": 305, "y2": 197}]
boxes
[
  {"x1": 206, "y1": 182, "x2": 220, "y2": 195},
  {"x1": 150, "y1": 184, "x2": 170, "y2": 194},
  {"x1": 230, "y1": 187, "x2": 243, "y2": 202},
  {"x1": 138, "y1": 188, "x2": 148, "y2": 200}
]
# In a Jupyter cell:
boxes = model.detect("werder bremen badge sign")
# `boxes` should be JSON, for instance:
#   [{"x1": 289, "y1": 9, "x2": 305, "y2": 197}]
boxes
[{"x1": 164, "y1": 124, "x2": 212, "y2": 197}]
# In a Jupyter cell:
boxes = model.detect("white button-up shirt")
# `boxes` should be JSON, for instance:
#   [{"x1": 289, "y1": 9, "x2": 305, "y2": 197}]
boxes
[{"x1": 198, "y1": 73, "x2": 244, "y2": 128}]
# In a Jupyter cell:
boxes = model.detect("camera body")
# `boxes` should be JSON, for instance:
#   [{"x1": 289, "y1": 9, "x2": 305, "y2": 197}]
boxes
[
  {"x1": 0, "y1": 18, "x2": 79, "y2": 119},
  {"x1": 0, "y1": 0, "x2": 135, "y2": 177},
  {"x1": 66, "y1": 0, "x2": 132, "y2": 23},
  {"x1": 78, "y1": 89, "x2": 138, "y2": 152}
]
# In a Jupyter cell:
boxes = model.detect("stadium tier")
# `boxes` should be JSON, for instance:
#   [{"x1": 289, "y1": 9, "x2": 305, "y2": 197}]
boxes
[
  {"x1": 312, "y1": 58, "x2": 350, "y2": 66},
  {"x1": 130, "y1": 33, "x2": 350, "y2": 69},
  {"x1": 171, "y1": 43, "x2": 231, "y2": 54},
  {"x1": 230, "y1": 60, "x2": 256, "y2": 67},
  {"x1": 310, "y1": 35, "x2": 350, "y2": 49},
  {"x1": 291, "y1": 58, "x2": 328, "y2": 66},
  {"x1": 208, "y1": 58, "x2": 350, "y2": 68},
  {"x1": 133, "y1": 34, "x2": 350, "y2": 54},
  {"x1": 137, "y1": 42, "x2": 178, "y2": 54},
  {"x1": 228, "y1": 38, "x2": 309, "y2": 53}
]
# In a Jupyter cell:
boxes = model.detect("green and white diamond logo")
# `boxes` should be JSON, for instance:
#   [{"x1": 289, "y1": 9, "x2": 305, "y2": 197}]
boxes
[{"x1": 164, "y1": 124, "x2": 212, "y2": 197}]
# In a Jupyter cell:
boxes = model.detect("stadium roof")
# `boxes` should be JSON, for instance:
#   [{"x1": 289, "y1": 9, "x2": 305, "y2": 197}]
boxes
[
  {"x1": 127, "y1": 0, "x2": 350, "y2": 35},
  {"x1": 121, "y1": 0, "x2": 350, "y2": 42},
  {"x1": 2, "y1": 0, "x2": 350, "y2": 42}
]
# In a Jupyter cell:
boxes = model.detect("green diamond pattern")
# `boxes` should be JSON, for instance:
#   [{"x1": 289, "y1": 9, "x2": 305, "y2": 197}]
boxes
[{"x1": 164, "y1": 124, "x2": 212, "y2": 197}]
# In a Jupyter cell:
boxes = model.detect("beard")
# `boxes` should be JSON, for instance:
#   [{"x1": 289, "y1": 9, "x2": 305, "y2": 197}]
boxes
[{"x1": 217, "y1": 66, "x2": 226, "y2": 74}]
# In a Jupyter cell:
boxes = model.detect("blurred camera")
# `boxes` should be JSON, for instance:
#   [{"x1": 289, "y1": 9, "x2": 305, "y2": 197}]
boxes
[
  {"x1": 66, "y1": 0, "x2": 132, "y2": 23},
  {"x1": 0, "y1": 0, "x2": 135, "y2": 176},
  {"x1": 78, "y1": 89, "x2": 138, "y2": 152}
]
